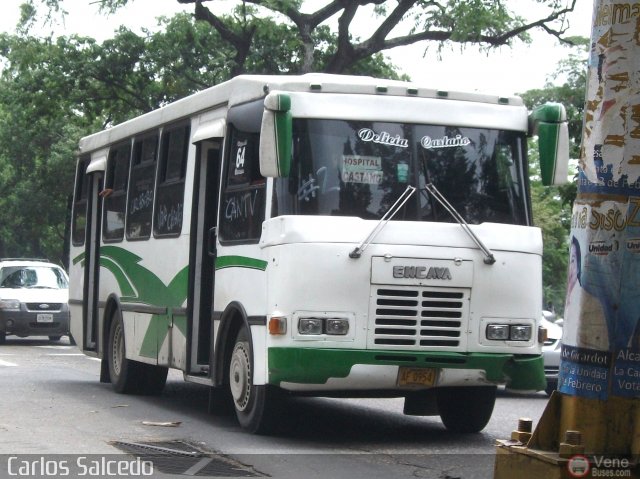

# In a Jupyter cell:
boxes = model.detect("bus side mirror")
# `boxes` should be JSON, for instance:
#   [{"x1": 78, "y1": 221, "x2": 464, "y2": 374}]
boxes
[
  {"x1": 259, "y1": 92, "x2": 292, "y2": 177},
  {"x1": 529, "y1": 102, "x2": 569, "y2": 186}
]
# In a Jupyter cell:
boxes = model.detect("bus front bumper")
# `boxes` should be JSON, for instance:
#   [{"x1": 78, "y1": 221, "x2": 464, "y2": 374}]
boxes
[{"x1": 268, "y1": 348, "x2": 546, "y2": 392}]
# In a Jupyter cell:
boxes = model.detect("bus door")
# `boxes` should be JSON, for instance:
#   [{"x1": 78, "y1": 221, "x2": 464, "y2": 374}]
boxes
[
  {"x1": 83, "y1": 169, "x2": 104, "y2": 352},
  {"x1": 188, "y1": 138, "x2": 222, "y2": 374}
]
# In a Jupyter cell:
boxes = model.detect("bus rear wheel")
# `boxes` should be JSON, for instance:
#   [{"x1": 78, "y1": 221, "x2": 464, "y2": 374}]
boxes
[
  {"x1": 437, "y1": 386, "x2": 496, "y2": 433},
  {"x1": 107, "y1": 311, "x2": 167, "y2": 395},
  {"x1": 229, "y1": 326, "x2": 279, "y2": 434}
]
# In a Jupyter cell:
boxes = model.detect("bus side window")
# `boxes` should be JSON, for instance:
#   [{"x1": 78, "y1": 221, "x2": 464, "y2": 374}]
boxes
[
  {"x1": 72, "y1": 156, "x2": 90, "y2": 246},
  {"x1": 153, "y1": 123, "x2": 190, "y2": 238},
  {"x1": 127, "y1": 134, "x2": 158, "y2": 240},
  {"x1": 219, "y1": 126, "x2": 265, "y2": 242},
  {"x1": 103, "y1": 142, "x2": 131, "y2": 242}
]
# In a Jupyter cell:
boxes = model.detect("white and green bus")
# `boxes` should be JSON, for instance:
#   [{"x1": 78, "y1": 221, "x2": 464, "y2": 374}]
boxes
[{"x1": 69, "y1": 74, "x2": 568, "y2": 434}]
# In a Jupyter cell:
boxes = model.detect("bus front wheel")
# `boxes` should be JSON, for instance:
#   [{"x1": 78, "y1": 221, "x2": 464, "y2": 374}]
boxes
[
  {"x1": 437, "y1": 386, "x2": 496, "y2": 433},
  {"x1": 229, "y1": 326, "x2": 278, "y2": 434},
  {"x1": 107, "y1": 311, "x2": 167, "y2": 395}
]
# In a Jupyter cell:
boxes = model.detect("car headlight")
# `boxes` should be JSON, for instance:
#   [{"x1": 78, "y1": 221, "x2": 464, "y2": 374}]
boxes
[{"x1": 0, "y1": 299, "x2": 21, "y2": 311}]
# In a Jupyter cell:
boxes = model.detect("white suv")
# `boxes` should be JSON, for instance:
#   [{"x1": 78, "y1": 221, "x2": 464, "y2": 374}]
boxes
[{"x1": 0, "y1": 259, "x2": 70, "y2": 343}]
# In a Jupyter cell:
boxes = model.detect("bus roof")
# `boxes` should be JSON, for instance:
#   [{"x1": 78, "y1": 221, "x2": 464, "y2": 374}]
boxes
[{"x1": 78, "y1": 73, "x2": 524, "y2": 155}]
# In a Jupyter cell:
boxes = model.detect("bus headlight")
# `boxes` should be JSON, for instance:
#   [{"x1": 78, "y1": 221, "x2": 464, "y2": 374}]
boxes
[
  {"x1": 486, "y1": 323, "x2": 532, "y2": 341},
  {"x1": 297, "y1": 317, "x2": 350, "y2": 336},
  {"x1": 294, "y1": 313, "x2": 354, "y2": 340},
  {"x1": 326, "y1": 319, "x2": 349, "y2": 335},
  {"x1": 298, "y1": 318, "x2": 323, "y2": 335},
  {"x1": 509, "y1": 325, "x2": 532, "y2": 341},
  {"x1": 486, "y1": 324, "x2": 509, "y2": 340}
]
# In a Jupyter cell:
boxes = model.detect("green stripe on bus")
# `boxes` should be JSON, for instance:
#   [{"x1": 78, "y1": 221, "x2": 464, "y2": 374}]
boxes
[
  {"x1": 73, "y1": 246, "x2": 189, "y2": 359},
  {"x1": 72, "y1": 251, "x2": 86, "y2": 265},
  {"x1": 215, "y1": 255, "x2": 268, "y2": 271}
]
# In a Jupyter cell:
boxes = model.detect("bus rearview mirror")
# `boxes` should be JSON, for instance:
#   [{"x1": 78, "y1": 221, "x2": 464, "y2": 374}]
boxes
[
  {"x1": 529, "y1": 102, "x2": 569, "y2": 186},
  {"x1": 259, "y1": 92, "x2": 292, "y2": 178}
]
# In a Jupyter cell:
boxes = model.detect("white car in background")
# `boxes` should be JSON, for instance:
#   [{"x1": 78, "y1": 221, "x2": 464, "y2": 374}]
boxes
[
  {"x1": 0, "y1": 259, "x2": 70, "y2": 344},
  {"x1": 541, "y1": 310, "x2": 563, "y2": 395}
]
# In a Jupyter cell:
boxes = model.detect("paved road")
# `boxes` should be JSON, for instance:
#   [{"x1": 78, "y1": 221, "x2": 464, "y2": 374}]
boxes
[{"x1": 0, "y1": 337, "x2": 551, "y2": 479}]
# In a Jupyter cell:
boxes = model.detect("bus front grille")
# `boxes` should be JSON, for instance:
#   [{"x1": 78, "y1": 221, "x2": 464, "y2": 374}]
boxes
[{"x1": 371, "y1": 287, "x2": 469, "y2": 349}]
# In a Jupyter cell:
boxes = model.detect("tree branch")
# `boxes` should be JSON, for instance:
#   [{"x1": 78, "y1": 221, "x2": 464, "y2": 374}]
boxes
[
  {"x1": 192, "y1": 0, "x2": 256, "y2": 76},
  {"x1": 170, "y1": 0, "x2": 578, "y2": 74},
  {"x1": 341, "y1": 0, "x2": 578, "y2": 71},
  {"x1": 483, "y1": 0, "x2": 577, "y2": 46},
  {"x1": 360, "y1": 0, "x2": 416, "y2": 54}
]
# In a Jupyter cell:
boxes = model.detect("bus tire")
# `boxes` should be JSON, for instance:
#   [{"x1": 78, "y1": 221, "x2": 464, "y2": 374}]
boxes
[
  {"x1": 137, "y1": 363, "x2": 168, "y2": 396},
  {"x1": 437, "y1": 386, "x2": 496, "y2": 433},
  {"x1": 107, "y1": 311, "x2": 167, "y2": 395},
  {"x1": 208, "y1": 386, "x2": 234, "y2": 416},
  {"x1": 229, "y1": 326, "x2": 278, "y2": 434},
  {"x1": 107, "y1": 312, "x2": 139, "y2": 394}
]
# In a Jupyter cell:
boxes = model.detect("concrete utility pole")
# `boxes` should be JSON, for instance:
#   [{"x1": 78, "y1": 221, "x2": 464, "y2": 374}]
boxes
[{"x1": 495, "y1": 1, "x2": 640, "y2": 477}]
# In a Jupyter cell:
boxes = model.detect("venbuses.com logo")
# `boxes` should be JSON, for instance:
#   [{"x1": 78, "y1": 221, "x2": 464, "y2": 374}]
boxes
[
  {"x1": 567, "y1": 454, "x2": 633, "y2": 478},
  {"x1": 567, "y1": 455, "x2": 590, "y2": 478}
]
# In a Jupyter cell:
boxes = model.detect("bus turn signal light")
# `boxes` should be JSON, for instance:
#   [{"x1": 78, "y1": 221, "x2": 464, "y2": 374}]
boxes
[{"x1": 269, "y1": 316, "x2": 287, "y2": 335}]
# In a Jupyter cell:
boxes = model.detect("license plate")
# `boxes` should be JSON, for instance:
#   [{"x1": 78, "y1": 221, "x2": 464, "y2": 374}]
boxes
[
  {"x1": 397, "y1": 367, "x2": 438, "y2": 387},
  {"x1": 36, "y1": 314, "x2": 54, "y2": 323}
]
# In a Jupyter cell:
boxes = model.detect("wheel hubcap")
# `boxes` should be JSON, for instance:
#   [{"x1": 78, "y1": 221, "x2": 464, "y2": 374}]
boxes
[
  {"x1": 229, "y1": 341, "x2": 251, "y2": 411},
  {"x1": 112, "y1": 322, "x2": 123, "y2": 376}
]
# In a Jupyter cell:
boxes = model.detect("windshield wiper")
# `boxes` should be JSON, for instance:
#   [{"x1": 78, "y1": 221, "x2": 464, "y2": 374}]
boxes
[
  {"x1": 349, "y1": 185, "x2": 416, "y2": 259},
  {"x1": 424, "y1": 183, "x2": 496, "y2": 265}
]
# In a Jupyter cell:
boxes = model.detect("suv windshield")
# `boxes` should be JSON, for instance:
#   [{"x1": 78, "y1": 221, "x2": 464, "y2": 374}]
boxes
[
  {"x1": 273, "y1": 119, "x2": 529, "y2": 225},
  {"x1": 0, "y1": 266, "x2": 68, "y2": 289}
]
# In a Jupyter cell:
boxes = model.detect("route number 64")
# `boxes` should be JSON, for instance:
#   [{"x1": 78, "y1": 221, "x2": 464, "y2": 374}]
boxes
[{"x1": 235, "y1": 145, "x2": 246, "y2": 169}]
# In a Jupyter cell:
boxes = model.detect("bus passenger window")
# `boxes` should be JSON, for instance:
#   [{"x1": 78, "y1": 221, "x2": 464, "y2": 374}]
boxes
[
  {"x1": 154, "y1": 123, "x2": 190, "y2": 238},
  {"x1": 72, "y1": 156, "x2": 90, "y2": 246},
  {"x1": 219, "y1": 126, "x2": 265, "y2": 243},
  {"x1": 103, "y1": 142, "x2": 131, "y2": 242},
  {"x1": 127, "y1": 134, "x2": 158, "y2": 240}
]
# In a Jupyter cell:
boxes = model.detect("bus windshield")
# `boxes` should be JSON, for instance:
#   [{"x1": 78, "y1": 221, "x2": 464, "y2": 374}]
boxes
[{"x1": 273, "y1": 119, "x2": 530, "y2": 225}]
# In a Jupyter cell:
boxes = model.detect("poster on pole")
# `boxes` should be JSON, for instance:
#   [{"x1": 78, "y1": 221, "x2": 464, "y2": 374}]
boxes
[{"x1": 560, "y1": 1, "x2": 640, "y2": 399}]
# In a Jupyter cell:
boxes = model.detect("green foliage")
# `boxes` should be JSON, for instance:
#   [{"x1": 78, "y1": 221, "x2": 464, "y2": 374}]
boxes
[
  {"x1": 431, "y1": 0, "x2": 528, "y2": 44},
  {"x1": 530, "y1": 178, "x2": 573, "y2": 314},
  {"x1": 30, "y1": 1, "x2": 577, "y2": 75},
  {"x1": 0, "y1": 32, "x2": 99, "y2": 263},
  {"x1": 520, "y1": 39, "x2": 587, "y2": 159},
  {"x1": 239, "y1": 16, "x2": 307, "y2": 74},
  {"x1": 0, "y1": 0, "x2": 579, "y2": 269},
  {"x1": 522, "y1": 39, "x2": 587, "y2": 315},
  {"x1": 0, "y1": 9, "x2": 404, "y2": 262}
]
